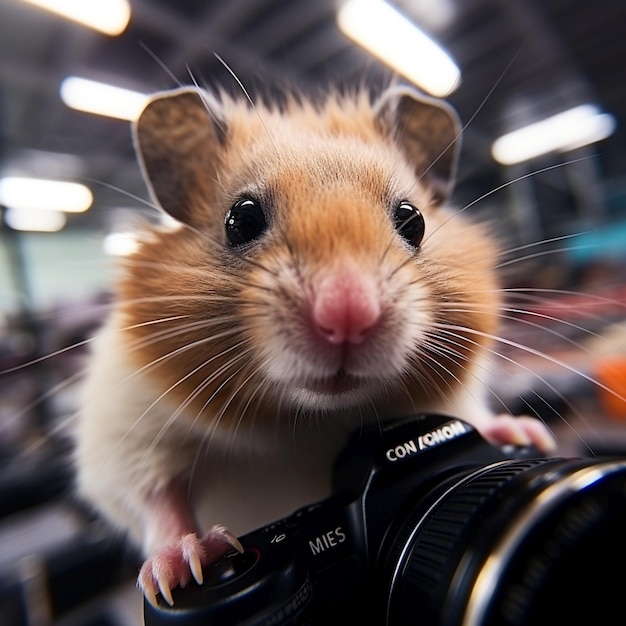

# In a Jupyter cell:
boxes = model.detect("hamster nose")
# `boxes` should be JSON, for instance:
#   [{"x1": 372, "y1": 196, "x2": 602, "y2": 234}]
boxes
[{"x1": 311, "y1": 267, "x2": 381, "y2": 345}]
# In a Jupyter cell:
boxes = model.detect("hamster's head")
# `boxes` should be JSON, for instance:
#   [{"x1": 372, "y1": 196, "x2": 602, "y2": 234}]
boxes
[{"x1": 122, "y1": 85, "x2": 500, "y2": 428}]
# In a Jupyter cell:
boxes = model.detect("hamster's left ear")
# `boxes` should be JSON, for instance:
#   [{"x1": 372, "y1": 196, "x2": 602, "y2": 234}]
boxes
[
  {"x1": 133, "y1": 87, "x2": 227, "y2": 226},
  {"x1": 375, "y1": 86, "x2": 461, "y2": 204}
]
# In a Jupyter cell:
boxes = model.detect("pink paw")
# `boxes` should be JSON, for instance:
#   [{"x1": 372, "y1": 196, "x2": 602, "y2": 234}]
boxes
[
  {"x1": 138, "y1": 525, "x2": 243, "y2": 607},
  {"x1": 481, "y1": 414, "x2": 556, "y2": 453}
]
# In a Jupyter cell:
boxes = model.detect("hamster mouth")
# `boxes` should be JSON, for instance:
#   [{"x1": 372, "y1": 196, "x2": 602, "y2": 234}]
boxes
[{"x1": 300, "y1": 369, "x2": 362, "y2": 396}]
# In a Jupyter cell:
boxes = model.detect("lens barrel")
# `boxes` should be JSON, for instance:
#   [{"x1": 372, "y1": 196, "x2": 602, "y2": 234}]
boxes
[
  {"x1": 384, "y1": 457, "x2": 626, "y2": 626},
  {"x1": 142, "y1": 411, "x2": 626, "y2": 626}
]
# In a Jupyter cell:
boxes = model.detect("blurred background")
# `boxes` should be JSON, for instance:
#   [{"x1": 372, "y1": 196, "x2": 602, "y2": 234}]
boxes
[{"x1": 0, "y1": 0, "x2": 625, "y2": 624}]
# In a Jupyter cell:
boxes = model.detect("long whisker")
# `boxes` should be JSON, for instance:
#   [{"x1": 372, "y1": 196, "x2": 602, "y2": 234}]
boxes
[
  {"x1": 440, "y1": 302, "x2": 604, "y2": 346},
  {"x1": 423, "y1": 157, "x2": 593, "y2": 246},
  {"x1": 221, "y1": 368, "x2": 269, "y2": 456},
  {"x1": 7, "y1": 369, "x2": 86, "y2": 426},
  {"x1": 0, "y1": 338, "x2": 94, "y2": 375},
  {"x1": 442, "y1": 286, "x2": 622, "y2": 303},
  {"x1": 189, "y1": 358, "x2": 260, "y2": 459},
  {"x1": 213, "y1": 53, "x2": 280, "y2": 161},
  {"x1": 434, "y1": 322, "x2": 626, "y2": 407},
  {"x1": 432, "y1": 325, "x2": 597, "y2": 452},
  {"x1": 120, "y1": 322, "x2": 246, "y2": 392},
  {"x1": 229, "y1": 370, "x2": 276, "y2": 449},
  {"x1": 496, "y1": 245, "x2": 594, "y2": 268},
  {"x1": 178, "y1": 347, "x2": 258, "y2": 438},
  {"x1": 81, "y1": 177, "x2": 160, "y2": 211},
  {"x1": 421, "y1": 331, "x2": 526, "y2": 419},
  {"x1": 115, "y1": 330, "x2": 253, "y2": 456},
  {"x1": 497, "y1": 232, "x2": 593, "y2": 259},
  {"x1": 417, "y1": 47, "x2": 526, "y2": 189},
  {"x1": 142, "y1": 344, "x2": 254, "y2": 458},
  {"x1": 0, "y1": 313, "x2": 192, "y2": 375},
  {"x1": 501, "y1": 287, "x2": 626, "y2": 306},
  {"x1": 139, "y1": 42, "x2": 184, "y2": 87}
]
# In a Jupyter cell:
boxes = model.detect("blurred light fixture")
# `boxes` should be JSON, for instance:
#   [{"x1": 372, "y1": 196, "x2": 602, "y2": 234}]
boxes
[
  {"x1": 0, "y1": 177, "x2": 93, "y2": 213},
  {"x1": 61, "y1": 77, "x2": 149, "y2": 121},
  {"x1": 337, "y1": 0, "x2": 461, "y2": 97},
  {"x1": 409, "y1": 0, "x2": 455, "y2": 32},
  {"x1": 103, "y1": 232, "x2": 140, "y2": 256},
  {"x1": 4, "y1": 208, "x2": 67, "y2": 232},
  {"x1": 19, "y1": 0, "x2": 131, "y2": 36},
  {"x1": 492, "y1": 105, "x2": 617, "y2": 165}
]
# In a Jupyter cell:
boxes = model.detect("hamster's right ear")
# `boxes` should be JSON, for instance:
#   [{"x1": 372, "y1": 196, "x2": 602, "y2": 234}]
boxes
[
  {"x1": 375, "y1": 86, "x2": 461, "y2": 205},
  {"x1": 133, "y1": 87, "x2": 226, "y2": 226}
]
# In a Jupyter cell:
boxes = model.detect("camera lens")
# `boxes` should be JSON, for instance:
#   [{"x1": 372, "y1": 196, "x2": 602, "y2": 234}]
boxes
[{"x1": 383, "y1": 457, "x2": 626, "y2": 626}]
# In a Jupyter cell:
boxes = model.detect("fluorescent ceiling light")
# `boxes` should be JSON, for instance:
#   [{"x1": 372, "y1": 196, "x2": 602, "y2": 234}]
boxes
[
  {"x1": 4, "y1": 208, "x2": 67, "y2": 232},
  {"x1": 492, "y1": 105, "x2": 616, "y2": 165},
  {"x1": 410, "y1": 0, "x2": 455, "y2": 32},
  {"x1": 19, "y1": 0, "x2": 131, "y2": 36},
  {"x1": 103, "y1": 232, "x2": 140, "y2": 256},
  {"x1": 337, "y1": 0, "x2": 461, "y2": 97},
  {"x1": 0, "y1": 177, "x2": 93, "y2": 213},
  {"x1": 61, "y1": 77, "x2": 149, "y2": 121}
]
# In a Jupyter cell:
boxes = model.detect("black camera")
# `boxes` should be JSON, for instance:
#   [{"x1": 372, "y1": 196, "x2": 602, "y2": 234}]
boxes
[{"x1": 143, "y1": 414, "x2": 626, "y2": 625}]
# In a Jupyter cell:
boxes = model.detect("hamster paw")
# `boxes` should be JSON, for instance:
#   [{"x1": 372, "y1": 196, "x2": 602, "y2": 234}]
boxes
[
  {"x1": 481, "y1": 414, "x2": 556, "y2": 453},
  {"x1": 138, "y1": 525, "x2": 243, "y2": 607}
]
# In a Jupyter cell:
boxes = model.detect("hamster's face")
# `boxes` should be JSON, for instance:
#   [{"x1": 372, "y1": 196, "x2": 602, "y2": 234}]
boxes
[{"x1": 120, "y1": 87, "x2": 500, "y2": 426}]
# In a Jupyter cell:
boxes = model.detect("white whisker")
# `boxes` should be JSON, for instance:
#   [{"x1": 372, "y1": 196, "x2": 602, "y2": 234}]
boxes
[
  {"x1": 498, "y1": 232, "x2": 593, "y2": 259},
  {"x1": 141, "y1": 345, "x2": 255, "y2": 459},
  {"x1": 423, "y1": 157, "x2": 593, "y2": 246},
  {"x1": 422, "y1": 332, "x2": 521, "y2": 418},
  {"x1": 433, "y1": 323, "x2": 617, "y2": 451},
  {"x1": 111, "y1": 328, "x2": 250, "y2": 448},
  {"x1": 496, "y1": 245, "x2": 594, "y2": 269},
  {"x1": 440, "y1": 302, "x2": 604, "y2": 347},
  {"x1": 417, "y1": 48, "x2": 524, "y2": 192},
  {"x1": 140, "y1": 42, "x2": 184, "y2": 87}
]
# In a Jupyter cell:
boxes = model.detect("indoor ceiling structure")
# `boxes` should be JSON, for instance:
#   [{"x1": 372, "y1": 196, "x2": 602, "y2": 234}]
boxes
[
  {"x1": 1, "y1": 6, "x2": 626, "y2": 623},
  {"x1": 0, "y1": 0, "x2": 625, "y2": 237}
]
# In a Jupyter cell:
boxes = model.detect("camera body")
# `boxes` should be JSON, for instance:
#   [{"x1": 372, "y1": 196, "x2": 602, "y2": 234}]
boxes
[{"x1": 143, "y1": 414, "x2": 626, "y2": 626}]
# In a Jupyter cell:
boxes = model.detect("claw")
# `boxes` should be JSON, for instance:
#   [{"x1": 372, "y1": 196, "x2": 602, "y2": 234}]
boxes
[
  {"x1": 188, "y1": 548, "x2": 204, "y2": 585},
  {"x1": 138, "y1": 526, "x2": 242, "y2": 606},
  {"x1": 138, "y1": 565, "x2": 159, "y2": 608},
  {"x1": 142, "y1": 581, "x2": 158, "y2": 609},
  {"x1": 180, "y1": 532, "x2": 204, "y2": 584},
  {"x1": 214, "y1": 525, "x2": 244, "y2": 554},
  {"x1": 157, "y1": 576, "x2": 174, "y2": 606}
]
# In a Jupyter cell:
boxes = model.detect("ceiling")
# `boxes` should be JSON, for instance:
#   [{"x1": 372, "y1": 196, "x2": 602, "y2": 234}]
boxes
[{"x1": 1, "y1": 0, "x2": 625, "y2": 236}]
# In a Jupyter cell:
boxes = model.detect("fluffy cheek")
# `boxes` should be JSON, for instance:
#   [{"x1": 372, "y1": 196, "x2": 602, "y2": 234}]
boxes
[{"x1": 240, "y1": 253, "x2": 434, "y2": 403}]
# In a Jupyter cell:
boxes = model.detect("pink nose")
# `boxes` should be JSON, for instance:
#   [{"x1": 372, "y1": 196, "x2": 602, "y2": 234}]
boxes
[{"x1": 311, "y1": 266, "x2": 381, "y2": 345}]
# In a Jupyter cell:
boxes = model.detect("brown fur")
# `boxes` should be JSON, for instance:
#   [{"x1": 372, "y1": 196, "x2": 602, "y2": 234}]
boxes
[
  {"x1": 74, "y1": 85, "x2": 536, "y2": 606},
  {"x1": 117, "y1": 87, "x2": 500, "y2": 433}
]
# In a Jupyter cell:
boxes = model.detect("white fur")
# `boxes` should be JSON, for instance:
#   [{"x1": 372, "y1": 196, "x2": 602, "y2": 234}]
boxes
[{"x1": 75, "y1": 314, "x2": 357, "y2": 543}]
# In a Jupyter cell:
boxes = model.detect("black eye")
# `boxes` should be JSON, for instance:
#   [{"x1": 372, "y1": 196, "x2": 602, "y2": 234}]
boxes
[
  {"x1": 394, "y1": 201, "x2": 425, "y2": 248},
  {"x1": 225, "y1": 198, "x2": 267, "y2": 247}
]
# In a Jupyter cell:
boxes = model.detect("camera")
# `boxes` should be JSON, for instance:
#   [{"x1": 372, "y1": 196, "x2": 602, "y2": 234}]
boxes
[{"x1": 143, "y1": 414, "x2": 626, "y2": 625}]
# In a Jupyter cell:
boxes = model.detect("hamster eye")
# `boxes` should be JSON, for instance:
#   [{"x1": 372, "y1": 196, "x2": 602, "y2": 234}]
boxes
[
  {"x1": 394, "y1": 201, "x2": 425, "y2": 248},
  {"x1": 225, "y1": 198, "x2": 267, "y2": 247}
]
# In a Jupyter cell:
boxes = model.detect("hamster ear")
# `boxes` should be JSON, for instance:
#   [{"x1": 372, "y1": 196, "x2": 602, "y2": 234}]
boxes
[
  {"x1": 375, "y1": 86, "x2": 461, "y2": 204},
  {"x1": 133, "y1": 87, "x2": 226, "y2": 225}
]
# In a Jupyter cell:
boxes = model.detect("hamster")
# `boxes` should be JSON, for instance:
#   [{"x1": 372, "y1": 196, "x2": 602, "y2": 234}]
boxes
[{"x1": 74, "y1": 84, "x2": 555, "y2": 607}]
